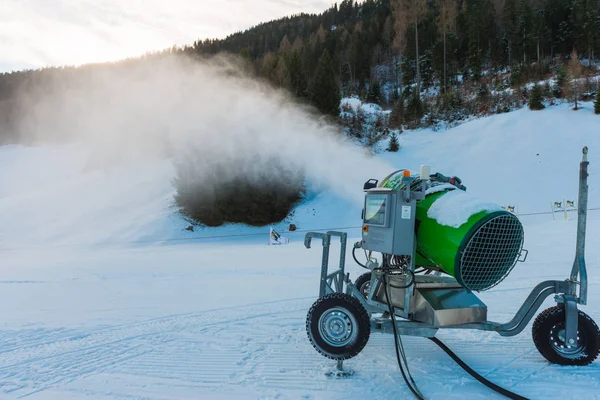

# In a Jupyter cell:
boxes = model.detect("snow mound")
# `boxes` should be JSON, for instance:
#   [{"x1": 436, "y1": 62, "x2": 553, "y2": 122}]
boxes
[
  {"x1": 425, "y1": 183, "x2": 457, "y2": 195},
  {"x1": 340, "y1": 97, "x2": 389, "y2": 121},
  {"x1": 427, "y1": 189, "x2": 504, "y2": 228}
]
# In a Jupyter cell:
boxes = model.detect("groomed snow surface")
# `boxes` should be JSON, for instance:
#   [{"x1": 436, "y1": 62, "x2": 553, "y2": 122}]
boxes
[{"x1": 2, "y1": 101, "x2": 600, "y2": 399}]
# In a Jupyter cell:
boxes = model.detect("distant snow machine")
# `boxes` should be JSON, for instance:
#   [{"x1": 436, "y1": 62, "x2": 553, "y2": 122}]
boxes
[{"x1": 304, "y1": 147, "x2": 599, "y2": 398}]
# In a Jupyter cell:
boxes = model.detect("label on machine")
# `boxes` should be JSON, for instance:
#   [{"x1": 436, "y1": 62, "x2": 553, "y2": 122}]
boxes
[{"x1": 401, "y1": 205, "x2": 412, "y2": 220}]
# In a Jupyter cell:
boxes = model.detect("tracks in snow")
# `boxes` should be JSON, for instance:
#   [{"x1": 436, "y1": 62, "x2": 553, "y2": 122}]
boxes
[
  {"x1": 1, "y1": 297, "x2": 599, "y2": 399},
  {"x1": 0, "y1": 298, "x2": 312, "y2": 398}
]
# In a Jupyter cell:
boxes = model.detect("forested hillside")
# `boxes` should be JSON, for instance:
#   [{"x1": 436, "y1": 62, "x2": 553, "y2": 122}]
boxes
[{"x1": 1, "y1": 0, "x2": 600, "y2": 145}]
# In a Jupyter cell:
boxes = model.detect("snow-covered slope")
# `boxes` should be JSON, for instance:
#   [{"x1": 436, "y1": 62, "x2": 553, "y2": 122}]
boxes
[
  {"x1": 1, "y1": 102, "x2": 599, "y2": 400},
  {"x1": 382, "y1": 101, "x2": 600, "y2": 215},
  {"x1": 0, "y1": 144, "x2": 363, "y2": 249}
]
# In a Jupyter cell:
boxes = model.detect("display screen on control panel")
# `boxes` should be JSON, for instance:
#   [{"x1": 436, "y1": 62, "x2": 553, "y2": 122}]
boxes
[{"x1": 364, "y1": 194, "x2": 389, "y2": 226}]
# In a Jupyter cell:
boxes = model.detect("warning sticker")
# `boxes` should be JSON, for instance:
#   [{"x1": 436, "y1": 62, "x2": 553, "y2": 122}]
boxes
[{"x1": 401, "y1": 206, "x2": 411, "y2": 219}]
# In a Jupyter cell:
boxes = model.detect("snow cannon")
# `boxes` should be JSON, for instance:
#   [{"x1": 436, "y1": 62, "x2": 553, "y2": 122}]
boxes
[
  {"x1": 362, "y1": 169, "x2": 525, "y2": 292},
  {"x1": 305, "y1": 148, "x2": 599, "y2": 393}
]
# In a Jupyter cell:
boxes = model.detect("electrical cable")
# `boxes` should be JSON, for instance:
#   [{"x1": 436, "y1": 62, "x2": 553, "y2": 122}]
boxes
[
  {"x1": 377, "y1": 258, "x2": 528, "y2": 400},
  {"x1": 352, "y1": 246, "x2": 369, "y2": 269},
  {"x1": 385, "y1": 269, "x2": 415, "y2": 289},
  {"x1": 428, "y1": 337, "x2": 529, "y2": 400},
  {"x1": 381, "y1": 273, "x2": 426, "y2": 400}
]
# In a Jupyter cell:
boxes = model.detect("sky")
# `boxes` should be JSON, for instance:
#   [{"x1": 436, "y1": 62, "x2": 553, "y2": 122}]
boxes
[{"x1": 0, "y1": 0, "x2": 335, "y2": 73}]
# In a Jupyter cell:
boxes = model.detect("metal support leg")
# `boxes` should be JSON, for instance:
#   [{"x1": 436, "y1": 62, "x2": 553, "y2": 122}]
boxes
[
  {"x1": 570, "y1": 147, "x2": 589, "y2": 304},
  {"x1": 564, "y1": 295, "x2": 579, "y2": 345}
]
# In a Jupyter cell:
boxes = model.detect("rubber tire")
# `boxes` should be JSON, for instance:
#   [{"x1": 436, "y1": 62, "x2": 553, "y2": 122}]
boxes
[
  {"x1": 306, "y1": 293, "x2": 371, "y2": 360},
  {"x1": 354, "y1": 272, "x2": 373, "y2": 298},
  {"x1": 532, "y1": 305, "x2": 600, "y2": 366}
]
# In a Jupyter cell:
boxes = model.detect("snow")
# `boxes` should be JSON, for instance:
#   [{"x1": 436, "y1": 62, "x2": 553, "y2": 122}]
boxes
[
  {"x1": 340, "y1": 97, "x2": 390, "y2": 119},
  {"x1": 340, "y1": 97, "x2": 362, "y2": 110},
  {"x1": 427, "y1": 189, "x2": 504, "y2": 228},
  {"x1": 1, "y1": 101, "x2": 600, "y2": 399},
  {"x1": 425, "y1": 183, "x2": 457, "y2": 195}
]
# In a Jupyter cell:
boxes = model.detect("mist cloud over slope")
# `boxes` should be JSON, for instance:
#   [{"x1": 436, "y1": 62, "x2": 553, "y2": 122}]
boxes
[{"x1": 15, "y1": 54, "x2": 393, "y2": 207}]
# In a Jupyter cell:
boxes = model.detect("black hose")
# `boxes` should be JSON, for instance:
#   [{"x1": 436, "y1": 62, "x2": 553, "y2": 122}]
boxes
[
  {"x1": 380, "y1": 272, "x2": 528, "y2": 400},
  {"x1": 428, "y1": 337, "x2": 529, "y2": 400},
  {"x1": 382, "y1": 274, "x2": 426, "y2": 400},
  {"x1": 352, "y1": 246, "x2": 369, "y2": 269},
  {"x1": 386, "y1": 269, "x2": 415, "y2": 289}
]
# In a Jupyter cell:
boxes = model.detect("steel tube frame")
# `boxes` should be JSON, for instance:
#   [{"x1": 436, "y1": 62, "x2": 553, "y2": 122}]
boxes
[
  {"x1": 305, "y1": 147, "x2": 590, "y2": 341},
  {"x1": 305, "y1": 231, "x2": 348, "y2": 298}
]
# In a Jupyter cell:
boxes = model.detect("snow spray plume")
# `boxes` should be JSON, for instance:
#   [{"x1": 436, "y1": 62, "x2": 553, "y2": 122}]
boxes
[{"x1": 16, "y1": 54, "x2": 393, "y2": 205}]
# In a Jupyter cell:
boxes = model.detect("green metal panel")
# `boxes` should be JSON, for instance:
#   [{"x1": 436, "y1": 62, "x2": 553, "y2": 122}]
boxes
[
  {"x1": 380, "y1": 171, "x2": 515, "y2": 286},
  {"x1": 414, "y1": 191, "x2": 500, "y2": 285}
]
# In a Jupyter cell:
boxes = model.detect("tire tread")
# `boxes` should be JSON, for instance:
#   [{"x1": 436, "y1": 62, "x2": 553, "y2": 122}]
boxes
[
  {"x1": 306, "y1": 293, "x2": 371, "y2": 360},
  {"x1": 532, "y1": 305, "x2": 600, "y2": 366}
]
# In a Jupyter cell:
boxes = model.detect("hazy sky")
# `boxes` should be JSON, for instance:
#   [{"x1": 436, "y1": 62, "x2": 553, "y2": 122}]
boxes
[{"x1": 0, "y1": 0, "x2": 335, "y2": 73}]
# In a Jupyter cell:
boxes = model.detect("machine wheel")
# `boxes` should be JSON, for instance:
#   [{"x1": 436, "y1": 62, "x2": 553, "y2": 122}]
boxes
[
  {"x1": 532, "y1": 306, "x2": 600, "y2": 366},
  {"x1": 306, "y1": 293, "x2": 370, "y2": 360},
  {"x1": 354, "y1": 272, "x2": 373, "y2": 298}
]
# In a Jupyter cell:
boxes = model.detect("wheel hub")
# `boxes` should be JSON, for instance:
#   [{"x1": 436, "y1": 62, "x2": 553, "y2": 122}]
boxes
[
  {"x1": 360, "y1": 282, "x2": 371, "y2": 297},
  {"x1": 318, "y1": 307, "x2": 359, "y2": 347},
  {"x1": 550, "y1": 324, "x2": 585, "y2": 357}
]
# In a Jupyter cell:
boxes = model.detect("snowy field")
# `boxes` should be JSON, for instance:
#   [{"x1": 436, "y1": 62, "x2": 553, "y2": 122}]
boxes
[{"x1": 1, "y1": 102, "x2": 600, "y2": 399}]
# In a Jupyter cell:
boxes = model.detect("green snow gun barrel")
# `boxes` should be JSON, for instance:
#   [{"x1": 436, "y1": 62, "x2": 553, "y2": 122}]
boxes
[{"x1": 365, "y1": 170, "x2": 525, "y2": 292}]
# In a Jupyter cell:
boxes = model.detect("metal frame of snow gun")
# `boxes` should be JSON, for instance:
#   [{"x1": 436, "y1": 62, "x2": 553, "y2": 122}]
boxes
[
  {"x1": 304, "y1": 147, "x2": 598, "y2": 397},
  {"x1": 304, "y1": 231, "x2": 348, "y2": 298}
]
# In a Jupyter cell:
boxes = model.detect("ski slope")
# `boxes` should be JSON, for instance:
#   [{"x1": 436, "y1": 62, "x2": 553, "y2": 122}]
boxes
[{"x1": 1, "y1": 101, "x2": 600, "y2": 400}]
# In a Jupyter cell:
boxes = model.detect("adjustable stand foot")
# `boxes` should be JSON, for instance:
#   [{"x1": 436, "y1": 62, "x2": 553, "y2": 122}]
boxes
[{"x1": 325, "y1": 360, "x2": 355, "y2": 378}]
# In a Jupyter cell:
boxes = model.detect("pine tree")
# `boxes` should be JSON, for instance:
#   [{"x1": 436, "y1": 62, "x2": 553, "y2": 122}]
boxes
[
  {"x1": 406, "y1": 92, "x2": 424, "y2": 128},
  {"x1": 543, "y1": 81, "x2": 552, "y2": 98},
  {"x1": 595, "y1": 83, "x2": 600, "y2": 115},
  {"x1": 389, "y1": 96, "x2": 405, "y2": 129},
  {"x1": 529, "y1": 84, "x2": 545, "y2": 110},
  {"x1": 310, "y1": 50, "x2": 341, "y2": 117},
  {"x1": 478, "y1": 83, "x2": 490, "y2": 107},
  {"x1": 554, "y1": 65, "x2": 568, "y2": 98},
  {"x1": 287, "y1": 51, "x2": 308, "y2": 98},
  {"x1": 387, "y1": 131, "x2": 400, "y2": 152},
  {"x1": 366, "y1": 81, "x2": 381, "y2": 104}
]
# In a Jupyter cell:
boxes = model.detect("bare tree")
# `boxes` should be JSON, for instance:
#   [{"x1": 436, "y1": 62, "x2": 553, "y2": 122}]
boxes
[
  {"x1": 291, "y1": 36, "x2": 304, "y2": 53},
  {"x1": 382, "y1": 15, "x2": 394, "y2": 59},
  {"x1": 567, "y1": 49, "x2": 583, "y2": 110},
  {"x1": 275, "y1": 56, "x2": 290, "y2": 88},
  {"x1": 279, "y1": 35, "x2": 292, "y2": 53},
  {"x1": 392, "y1": 0, "x2": 428, "y2": 94},
  {"x1": 437, "y1": 0, "x2": 457, "y2": 94}
]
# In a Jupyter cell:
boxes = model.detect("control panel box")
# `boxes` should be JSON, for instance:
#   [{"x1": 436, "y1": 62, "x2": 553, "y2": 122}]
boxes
[{"x1": 362, "y1": 189, "x2": 416, "y2": 255}]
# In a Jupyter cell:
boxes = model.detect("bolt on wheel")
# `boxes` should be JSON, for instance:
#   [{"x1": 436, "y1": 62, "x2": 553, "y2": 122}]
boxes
[
  {"x1": 306, "y1": 293, "x2": 370, "y2": 360},
  {"x1": 318, "y1": 307, "x2": 359, "y2": 347},
  {"x1": 533, "y1": 306, "x2": 600, "y2": 366},
  {"x1": 354, "y1": 272, "x2": 374, "y2": 298}
]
